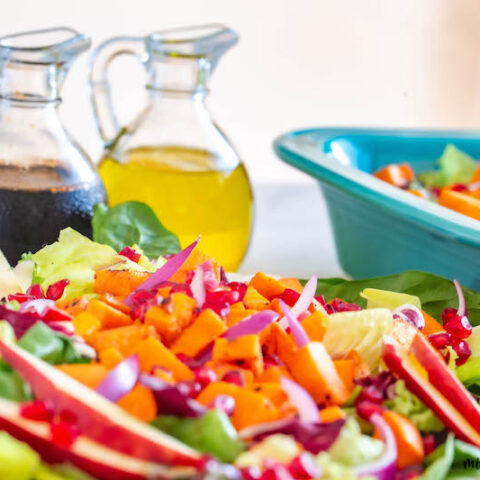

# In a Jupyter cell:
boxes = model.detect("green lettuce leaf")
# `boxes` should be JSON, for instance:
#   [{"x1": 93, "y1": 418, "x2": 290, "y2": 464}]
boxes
[
  {"x1": 17, "y1": 322, "x2": 86, "y2": 366},
  {"x1": 0, "y1": 370, "x2": 31, "y2": 402},
  {"x1": 314, "y1": 270, "x2": 480, "y2": 326},
  {"x1": 386, "y1": 381, "x2": 444, "y2": 433},
  {"x1": 315, "y1": 453, "x2": 368, "y2": 480},
  {"x1": 92, "y1": 202, "x2": 181, "y2": 259},
  {"x1": 327, "y1": 418, "x2": 383, "y2": 467},
  {"x1": 421, "y1": 434, "x2": 455, "y2": 480},
  {"x1": 418, "y1": 144, "x2": 477, "y2": 188},
  {"x1": 0, "y1": 431, "x2": 41, "y2": 480},
  {"x1": 32, "y1": 228, "x2": 136, "y2": 299}
]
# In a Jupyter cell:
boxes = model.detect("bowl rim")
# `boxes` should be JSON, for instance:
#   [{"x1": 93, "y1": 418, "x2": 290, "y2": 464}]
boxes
[{"x1": 273, "y1": 127, "x2": 480, "y2": 247}]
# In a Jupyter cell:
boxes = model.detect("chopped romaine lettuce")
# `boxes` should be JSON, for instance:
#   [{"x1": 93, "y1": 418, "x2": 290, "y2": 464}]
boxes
[
  {"x1": 322, "y1": 309, "x2": 393, "y2": 371},
  {"x1": 31, "y1": 228, "x2": 151, "y2": 299},
  {"x1": 327, "y1": 418, "x2": 383, "y2": 467},
  {"x1": 386, "y1": 381, "x2": 444, "y2": 433},
  {"x1": 360, "y1": 288, "x2": 421, "y2": 310}
]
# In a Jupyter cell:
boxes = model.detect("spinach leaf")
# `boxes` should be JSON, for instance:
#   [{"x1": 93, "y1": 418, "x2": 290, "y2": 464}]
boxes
[
  {"x1": 92, "y1": 202, "x2": 181, "y2": 259},
  {"x1": 314, "y1": 270, "x2": 480, "y2": 326}
]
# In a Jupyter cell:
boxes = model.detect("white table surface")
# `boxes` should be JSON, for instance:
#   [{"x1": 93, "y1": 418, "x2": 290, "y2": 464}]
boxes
[{"x1": 238, "y1": 182, "x2": 345, "y2": 279}]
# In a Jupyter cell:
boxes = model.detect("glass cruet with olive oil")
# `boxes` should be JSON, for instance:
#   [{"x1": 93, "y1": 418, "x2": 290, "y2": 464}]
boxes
[{"x1": 89, "y1": 24, "x2": 253, "y2": 270}]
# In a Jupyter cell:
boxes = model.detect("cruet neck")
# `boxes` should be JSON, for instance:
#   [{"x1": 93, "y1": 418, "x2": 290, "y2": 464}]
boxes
[
  {"x1": 145, "y1": 24, "x2": 238, "y2": 94},
  {"x1": 0, "y1": 27, "x2": 90, "y2": 104}
]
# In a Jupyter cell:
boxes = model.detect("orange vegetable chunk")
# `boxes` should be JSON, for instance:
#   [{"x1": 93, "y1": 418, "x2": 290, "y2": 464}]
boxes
[
  {"x1": 333, "y1": 359, "x2": 356, "y2": 393},
  {"x1": 438, "y1": 188, "x2": 480, "y2": 221},
  {"x1": 279, "y1": 278, "x2": 304, "y2": 293},
  {"x1": 374, "y1": 163, "x2": 414, "y2": 188},
  {"x1": 170, "y1": 249, "x2": 220, "y2": 284},
  {"x1": 196, "y1": 381, "x2": 279, "y2": 430},
  {"x1": 213, "y1": 334, "x2": 264, "y2": 375},
  {"x1": 287, "y1": 342, "x2": 349, "y2": 405},
  {"x1": 94, "y1": 269, "x2": 150, "y2": 297},
  {"x1": 99, "y1": 347, "x2": 124, "y2": 369},
  {"x1": 56, "y1": 296, "x2": 88, "y2": 316},
  {"x1": 172, "y1": 308, "x2": 227, "y2": 357},
  {"x1": 261, "y1": 322, "x2": 297, "y2": 366},
  {"x1": 243, "y1": 286, "x2": 270, "y2": 310},
  {"x1": 144, "y1": 293, "x2": 196, "y2": 345},
  {"x1": 117, "y1": 384, "x2": 157, "y2": 423},
  {"x1": 133, "y1": 336, "x2": 194, "y2": 381},
  {"x1": 249, "y1": 272, "x2": 286, "y2": 299},
  {"x1": 319, "y1": 406, "x2": 346, "y2": 423},
  {"x1": 86, "y1": 298, "x2": 132, "y2": 329},
  {"x1": 422, "y1": 310, "x2": 444, "y2": 335},
  {"x1": 56, "y1": 363, "x2": 108, "y2": 389},
  {"x1": 373, "y1": 410, "x2": 424, "y2": 469},
  {"x1": 301, "y1": 311, "x2": 327, "y2": 342},
  {"x1": 73, "y1": 312, "x2": 101, "y2": 337}
]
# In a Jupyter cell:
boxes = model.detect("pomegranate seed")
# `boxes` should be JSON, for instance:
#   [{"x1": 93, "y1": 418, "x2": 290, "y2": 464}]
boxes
[
  {"x1": 130, "y1": 290, "x2": 156, "y2": 306},
  {"x1": 175, "y1": 353, "x2": 204, "y2": 370},
  {"x1": 356, "y1": 401, "x2": 384, "y2": 420},
  {"x1": 170, "y1": 283, "x2": 193, "y2": 296},
  {"x1": 195, "y1": 367, "x2": 218, "y2": 388},
  {"x1": 451, "y1": 183, "x2": 468, "y2": 192},
  {"x1": 177, "y1": 381, "x2": 202, "y2": 398},
  {"x1": 314, "y1": 295, "x2": 326, "y2": 306},
  {"x1": 201, "y1": 261, "x2": 220, "y2": 291},
  {"x1": 58, "y1": 409, "x2": 78, "y2": 425},
  {"x1": 19, "y1": 401, "x2": 53, "y2": 422},
  {"x1": 207, "y1": 290, "x2": 240, "y2": 305},
  {"x1": 329, "y1": 298, "x2": 362, "y2": 312},
  {"x1": 355, "y1": 386, "x2": 384, "y2": 405},
  {"x1": 288, "y1": 454, "x2": 320, "y2": 480},
  {"x1": 422, "y1": 434, "x2": 437, "y2": 456},
  {"x1": 452, "y1": 338, "x2": 472, "y2": 366},
  {"x1": 264, "y1": 353, "x2": 281, "y2": 367},
  {"x1": 324, "y1": 304, "x2": 336, "y2": 314},
  {"x1": 261, "y1": 464, "x2": 295, "y2": 480},
  {"x1": 50, "y1": 421, "x2": 80, "y2": 448},
  {"x1": 428, "y1": 332, "x2": 452, "y2": 349},
  {"x1": 164, "y1": 253, "x2": 175, "y2": 260},
  {"x1": 222, "y1": 370, "x2": 245, "y2": 387},
  {"x1": 43, "y1": 307, "x2": 72, "y2": 323},
  {"x1": 119, "y1": 246, "x2": 141, "y2": 263},
  {"x1": 211, "y1": 394, "x2": 235, "y2": 416},
  {"x1": 282, "y1": 289, "x2": 301, "y2": 307},
  {"x1": 46, "y1": 279, "x2": 70, "y2": 301},
  {"x1": 442, "y1": 308, "x2": 472, "y2": 340},
  {"x1": 7, "y1": 293, "x2": 32, "y2": 304},
  {"x1": 228, "y1": 282, "x2": 248, "y2": 301},
  {"x1": 431, "y1": 187, "x2": 441, "y2": 197},
  {"x1": 26, "y1": 284, "x2": 45, "y2": 299}
]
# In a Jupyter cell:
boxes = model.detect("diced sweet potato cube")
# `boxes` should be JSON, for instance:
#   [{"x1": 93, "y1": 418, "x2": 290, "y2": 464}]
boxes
[
  {"x1": 117, "y1": 384, "x2": 157, "y2": 422},
  {"x1": 243, "y1": 286, "x2": 270, "y2": 310},
  {"x1": 249, "y1": 272, "x2": 286, "y2": 300},
  {"x1": 301, "y1": 311, "x2": 327, "y2": 342},
  {"x1": 94, "y1": 269, "x2": 150, "y2": 297},
  {"x1": 86, "y1": 298, "x2": 132, "y2": 329}
]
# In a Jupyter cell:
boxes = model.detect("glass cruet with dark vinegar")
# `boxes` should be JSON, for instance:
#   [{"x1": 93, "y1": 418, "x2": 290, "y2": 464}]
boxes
[
  {"x1": 0, "y1": 27, "x2": 106, "y2": 264},
  {"x1": 89, "y1": 24, "x2": 253, "y2": 271}
]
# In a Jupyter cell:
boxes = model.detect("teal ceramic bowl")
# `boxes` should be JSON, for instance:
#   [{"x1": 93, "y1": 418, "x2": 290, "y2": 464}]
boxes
[{"x1": 273, "y1": 128, "x2": 480, "y2": 289}]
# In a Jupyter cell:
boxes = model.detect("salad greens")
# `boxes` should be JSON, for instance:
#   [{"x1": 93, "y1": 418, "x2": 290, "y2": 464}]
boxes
[
  {"x1": 152, "y1": 410, "x2": 244, "y2": 462},
  {"x1": 92, "y1": 202, "x2": 181, "y2": 258},
  {"x1": 419, "y1": 144, "x2": 478, "y2": 189},
  {"x1": 315, "y1": 270, "x2": 480, "y2": 326},
  {"x1": 386, "y1": 381, "x2": 444, "y2": 433}
]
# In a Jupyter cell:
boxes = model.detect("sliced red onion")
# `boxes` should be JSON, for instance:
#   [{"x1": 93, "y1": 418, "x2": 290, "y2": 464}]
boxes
[
  {"x1": 19, "y1": 299, "x2": 56, "y2": 316},
  {"x1": 48, "y1": 321, "x2": 74, "y2": 337},
  {"x1": 280, "y1": 376, "x2": 319, "y2": 423},
  {"x1": 354, "y1": 413, "x2": 397, "y2": 480},
  {"x1": 392, "y1": 304, "x2": 425, "y2": 331},
  {"x1": 454, "y1": 279, "x2": 466, "y2": 317},
  {"x1": 279, "y1": 300, "x2": 310, "y2": 349},
  {"x1": 72, "y1": 339, "x2": 97, "y2": 359},
  {"x1": 211, "y1": 394, "x2": 235, "y2": 416},
  {"x1": 190, "y1": 265, "x2": 206, "y2": 308},
  {"x1": 239, "y1": 417, "x2": 345, "y2": 454},
  {"x1": 124, "y1": 238, "x2": 200, "y2": 308},
  {"x1": 0, "y1": 305, "x2": 38, "y2": 338},
  {"x1": 290, "y1": 275, "x2": 317, "y2": 318},
  {"x1": 140, "y1": 373, "x2": 207, "y2": 417},
  {"x1": 202, "y1": 261, "x2": 219, "y2": 291},
  {"x1": 96, "y1": 354, "x2": 140, "y2": 402},
  {"x1": 195, "y1": 310, "x2": 278, "y2": 363}
]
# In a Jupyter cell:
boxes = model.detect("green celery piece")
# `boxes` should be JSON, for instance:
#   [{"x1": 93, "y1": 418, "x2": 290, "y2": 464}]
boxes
[
  {"x1": 152, "y1": 411, "x2": 244, "y2": 462},
  {"x1": 456, "y1": 357, "x2": 480, "y2": 387},
  {"x1": 0, "y1": 431, "x2": 41, "y2": 480}
]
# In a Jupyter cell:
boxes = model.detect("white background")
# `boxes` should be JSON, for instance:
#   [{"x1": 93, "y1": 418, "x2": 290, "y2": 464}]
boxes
[{"x1": 3, "y1": 0, "x2": 480, "y2": 184}]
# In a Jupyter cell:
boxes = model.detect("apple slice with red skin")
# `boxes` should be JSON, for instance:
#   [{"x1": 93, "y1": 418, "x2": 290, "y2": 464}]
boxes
[
  {"x1": 410, "y1": 333, "x2": 480, "y2": 433},
  {"x1": 383, "y1": 338, "x2": 480, "y2": 446},
  {"x1": 0, "y1": 339, "x2": 203, "y2": 467},
  {"x1": 0, "y1": 398, "x2": 195, "y2": 480}
]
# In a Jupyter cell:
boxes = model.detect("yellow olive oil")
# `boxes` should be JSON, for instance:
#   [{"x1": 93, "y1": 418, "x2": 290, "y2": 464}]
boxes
[{"x1": 99, "y1": 146, "x2": 253, "y2": 271}]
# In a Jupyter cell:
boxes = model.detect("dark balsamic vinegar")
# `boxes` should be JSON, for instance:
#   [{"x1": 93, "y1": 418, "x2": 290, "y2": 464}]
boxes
[{"x1": 0, "y1": 181, "x2": 106, "y2": 264}]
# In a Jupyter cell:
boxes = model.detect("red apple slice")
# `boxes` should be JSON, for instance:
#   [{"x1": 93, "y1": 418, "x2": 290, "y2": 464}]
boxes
[
  {"x1": 383, "y1": 339, "x2": 480, "y2": 446},
  {"x1": 410, "y1": 333, "x2": 480, "y2": 433},
  {"x1": 0, "y1": 340, "x2": 203, "y2": 467},
  {"x1": 0, "y1": 398, "x2": 195, "y2": 480}
]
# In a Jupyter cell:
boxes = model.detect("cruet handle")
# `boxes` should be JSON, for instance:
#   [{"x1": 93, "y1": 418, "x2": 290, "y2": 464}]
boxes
[{"x1": 89, "y1": 36, "x2": 146, "y2": 147}]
